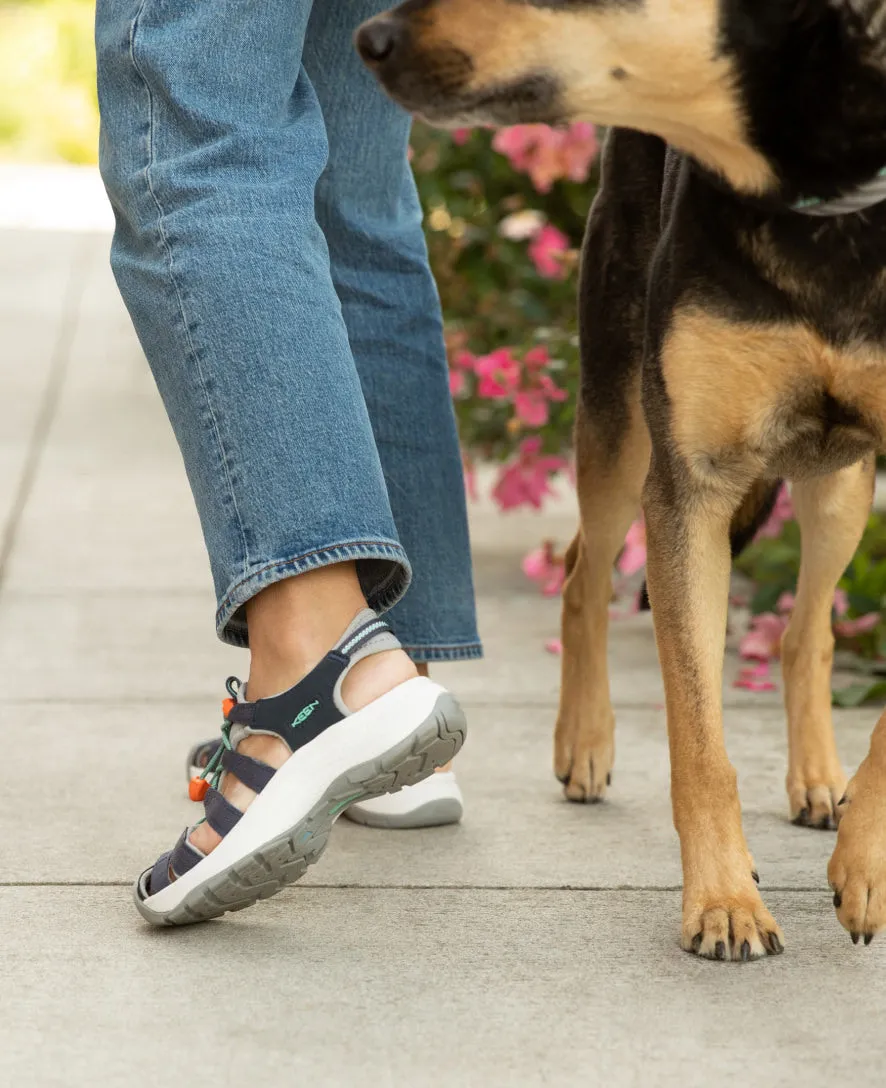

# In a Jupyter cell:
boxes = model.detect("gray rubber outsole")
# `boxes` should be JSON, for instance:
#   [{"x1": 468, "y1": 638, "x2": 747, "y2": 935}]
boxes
[
  {"x1": 134, "y1": 693, "x2": 466, "y2": 926},
  {"x1": 343, "y1": 796, "x2": 463, "y2": 829}
]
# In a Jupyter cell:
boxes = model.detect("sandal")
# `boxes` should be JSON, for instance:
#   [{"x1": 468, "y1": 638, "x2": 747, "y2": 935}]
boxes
[{"x1": 135, "y1": 610, "x2": 466, "y2": 925}]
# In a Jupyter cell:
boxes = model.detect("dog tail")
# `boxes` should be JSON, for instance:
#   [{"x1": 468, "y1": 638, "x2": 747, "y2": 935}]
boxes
[{"x1": 637, "y1": 479, "x2": 781, "y2": 611}]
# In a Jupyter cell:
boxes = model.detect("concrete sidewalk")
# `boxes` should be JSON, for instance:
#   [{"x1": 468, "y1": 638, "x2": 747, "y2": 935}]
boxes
[{"x1": 2, "y1": 224, "x2": 885, "y2": 1088}]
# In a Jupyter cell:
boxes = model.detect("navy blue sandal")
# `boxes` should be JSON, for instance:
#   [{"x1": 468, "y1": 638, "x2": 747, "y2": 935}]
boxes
[{"x1": 135, "y1": 610, "x2": 466, "y2": 925}]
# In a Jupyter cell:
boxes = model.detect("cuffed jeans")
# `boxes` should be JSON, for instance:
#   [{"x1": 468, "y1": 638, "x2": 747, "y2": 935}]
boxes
[{"x1": 95, "y1": 0, "x2": 480, "y2": 661}]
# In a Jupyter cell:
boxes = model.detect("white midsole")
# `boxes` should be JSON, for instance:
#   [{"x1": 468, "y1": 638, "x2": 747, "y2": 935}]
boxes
[{"x1": 143, "y1": 676, "x2": 448, "y2": 913}]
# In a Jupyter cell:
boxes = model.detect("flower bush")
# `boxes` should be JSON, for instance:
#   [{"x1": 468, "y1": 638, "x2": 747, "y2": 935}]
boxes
[{"x1": 410, "y1": 122, "x2": 598, "y2": 503}]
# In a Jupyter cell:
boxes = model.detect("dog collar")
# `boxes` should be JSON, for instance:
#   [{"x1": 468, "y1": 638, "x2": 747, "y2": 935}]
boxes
[{"x1": 792, "y1": 166, "x2": 886, "y2": 217}]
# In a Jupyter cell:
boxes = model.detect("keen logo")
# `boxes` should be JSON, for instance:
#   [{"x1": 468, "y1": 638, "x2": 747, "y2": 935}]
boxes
[{"x1": 291, "y1": 700, "x2": 320, "y2": 728}]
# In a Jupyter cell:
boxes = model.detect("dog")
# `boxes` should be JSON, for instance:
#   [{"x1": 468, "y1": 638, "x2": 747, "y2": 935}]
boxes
[{"x1": 357, "y1": 0, "x2": 886, "y2": 960}]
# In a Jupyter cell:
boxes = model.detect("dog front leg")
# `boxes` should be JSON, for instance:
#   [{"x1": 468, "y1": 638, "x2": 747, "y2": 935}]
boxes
[{"x1": 645, "y1": 462, "x2": 784, "y2": 961}]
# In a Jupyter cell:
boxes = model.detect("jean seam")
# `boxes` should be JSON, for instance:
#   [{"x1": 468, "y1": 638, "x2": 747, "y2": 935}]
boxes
[
  {"x1": 215, "y1": 538, "x2": 412, "y2": 639},
  {"x1": 127, "y1": 4, "x2": 250, "y2": 580}
]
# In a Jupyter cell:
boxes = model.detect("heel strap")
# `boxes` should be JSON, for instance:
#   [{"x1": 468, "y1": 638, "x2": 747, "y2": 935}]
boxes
[{"x1": 224, "y1": 612, "x2": 398, "y2": 755}]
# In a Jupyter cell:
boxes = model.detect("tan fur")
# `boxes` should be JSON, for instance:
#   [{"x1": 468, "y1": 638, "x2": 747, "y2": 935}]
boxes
[
  {"x1": 642, "y1": 451, "x2": 784, "y2": 958},
  {"x1": 782, "y1": 461, "x2": 874, "y2": 828},
  {"x1": 829, "y1": 708, "x2": 886, "y2": 940},
  {"x1": 661, "y1": 308, "x2": 886, "y2": 488},
  {"x1": 408, "y1": 0, "x2": 774, "y2": 192},
  {"x1": 555, "y1": 387, "x2": 650, "y2": 802}
]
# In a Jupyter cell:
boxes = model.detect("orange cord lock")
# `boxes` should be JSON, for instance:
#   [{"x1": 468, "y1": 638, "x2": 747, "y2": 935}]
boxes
[
  {"x1": 222, "y1": 697, "x2": 236, "y2": 719},
  {"x1": 189, "y1": 777, "x2": 210, "y2": 802}
]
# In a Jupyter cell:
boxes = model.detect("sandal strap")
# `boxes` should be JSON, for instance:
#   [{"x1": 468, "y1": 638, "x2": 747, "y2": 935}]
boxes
[
  {"x1": 224, "y1": 613, "x2": 397, "y2": 756},
  {"x1": 203, "y1": 788, "x2": 244, "y2": 838},
  {"x1": 149, "y1": 829, "x2": 203, "y2": 895},
  {"x1": 221, "y1": 748, "x2": 276, "y2": 794}
]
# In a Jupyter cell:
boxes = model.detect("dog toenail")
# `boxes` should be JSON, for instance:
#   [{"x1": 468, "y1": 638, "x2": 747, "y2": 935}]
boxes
[
  {"x1": 714, "y1": 941, "x2": 726, "y2": 960},
  {"x1": 752, "y1": 870, "x2": 760, "y2": 884},
  {"x1": 794, "y1": 808, "x2": 810, "y2": 825},
  {"x1": 834, "y1": 891, "x2": 842, "y2": 908},
  {"x1": 851, "y1": 932, "x2": 860, "y2": 945},
  {"x1": 740, "y1": 940, "x2": 751, "y2": 962},
  {"x1": 769, "y1": 933, "x2": 784, "y2": 954},
  {"x1": 691, "y1": 933, "x2": 702, "y2": 953},
  {"x1": 817, "y1": 815, "x2": 832, "y2": 830},
  {"x1": 606, "y1": 773, "x2": 611, "y2": 786},
  {"x1": 865, "y1": 933, "x2": 874, "y2": 946}
]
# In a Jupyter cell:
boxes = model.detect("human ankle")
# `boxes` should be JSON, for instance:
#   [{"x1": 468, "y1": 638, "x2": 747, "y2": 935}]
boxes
[{"x1": 245, "y1": 563, "x2": 368, "y2": 700}]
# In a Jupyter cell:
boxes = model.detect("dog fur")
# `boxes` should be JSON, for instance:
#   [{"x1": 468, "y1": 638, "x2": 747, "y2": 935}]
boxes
[{"x1": 358, "y1": 0, "x2": 886, "y2": 959}]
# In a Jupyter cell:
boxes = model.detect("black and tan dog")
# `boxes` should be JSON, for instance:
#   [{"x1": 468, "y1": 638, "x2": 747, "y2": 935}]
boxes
[{"x1": 357, "y1": 0, "x2": 886, "y2": 960}]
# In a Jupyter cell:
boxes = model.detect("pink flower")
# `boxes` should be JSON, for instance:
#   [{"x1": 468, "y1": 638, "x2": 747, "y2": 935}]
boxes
[
  {"x1": 475, "y1": 348, "x2": 521, "y2": 399},
  {"x1": 734, "y1": 661, "x2": 778, "y2": 692},
  {"x1": 522, "y1": 542, "x2": 566, "y2": 596},
  {"x1": 449, "y1": 370, "x2": 466, "y2": 396},
  {"x1": 834, "y1": 613, "x2": 880, "y2": 638},
  {"x1": 492, "y1": 123, "x2": 598, "y2": 193},
  {"x1": 523, "y1": 346, "x2": 551, "y2": 370},
  {"x1": 452, "y1": 128, "x2": 471, "y2": 146},
  {"x1": 492, "y1": 437, "x2": 568, "y2": 511},
  {"x1": 739, "y1": 612, "x2": 788, "y2": 661},
  {"x1": 833, "y1": 588, "x2": 849, "y2": 617},
  {"x1": 528, "y1": 224, "x2": 570, "y2": 279},
  {"x1": 514, "y1": 389, "x2": 550, "y2": 427},
  {"x1": 617, "y1": 519, "x2": 647, "y2": 577},
  {"x1": 776, "y1": 592, "x2": 796, "y2": 614},
  {"x1": 538, "y1": 374, "x2": 568, "y2": 402},
  {"x1": 545, "y1": 638, "x2": 563, "y2": 655},
  {"x1": 756, "y1": 484, "x2": 794, "y2": 540}
]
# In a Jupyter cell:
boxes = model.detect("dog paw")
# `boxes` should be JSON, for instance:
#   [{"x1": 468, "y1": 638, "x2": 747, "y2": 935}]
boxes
[
  {"x1": 828, "y1": 758, "x2": 886, "y2": 946},
  {"x1": 554, "y1": 713, "x2": 614, "y2": 803},
  {"x1": 788, "y1": 765, "x2": 847, "y2": 830},
  {"x1": 682, "y1": 883, "x2": 784, "y2": 962}
]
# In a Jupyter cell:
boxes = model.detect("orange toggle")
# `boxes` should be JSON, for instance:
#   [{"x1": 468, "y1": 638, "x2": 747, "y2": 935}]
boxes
[
  {"x1": 222, "y1": 697, "x2": 236, "y2": 719},
  {"x1": 189, "y1": 777, "x2": 210, "y2": 802}
]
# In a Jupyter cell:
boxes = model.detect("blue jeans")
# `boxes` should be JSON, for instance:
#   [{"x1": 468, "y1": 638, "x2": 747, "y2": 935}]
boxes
[{"x1": 95, "y1": 0, "x2": 480, "y2": 661}]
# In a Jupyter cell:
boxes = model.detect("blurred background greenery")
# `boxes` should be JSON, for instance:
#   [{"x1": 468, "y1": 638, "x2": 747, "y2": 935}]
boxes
[{"x1": 0, "y1": 0, "x2": 98, "y2": 163}]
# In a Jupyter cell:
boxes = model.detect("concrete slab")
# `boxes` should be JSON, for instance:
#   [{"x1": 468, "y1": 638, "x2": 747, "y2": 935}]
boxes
[{"x1": 0, "y1": 887, "x2": 883, "y2": 1088}]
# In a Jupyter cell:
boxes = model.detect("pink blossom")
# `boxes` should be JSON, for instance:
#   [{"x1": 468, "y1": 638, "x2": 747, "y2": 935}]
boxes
[
  {"x1": 776, "y1": 592, "x2": 796, "y2": 614},
  {"x1": 452, "y1": 128, "x2": 471, "y2": 146},
  {"x1": 514, "y1": 389, "x2": 550, "y2": 427},
  {"x1": 492, "y1": 437, "x2": 568, "y2": 511},
  {"x1": 523, "y1": 346, "x2": 551, "y2": 370},
  {"x1": 522, "y1": 542, "x2": 566, "y2": 596},
  {"x1": 475, "y1": 348, "x2": 521, "y2": 399},
  {"x1": 734, "y1": 661, "x2": 778, "y2": 692},
  {"x1": 492, "y1": 123, "x2": 598, "y2": 193},
  {"x1": 834, "y1": 613, "x2": 880, "y2": 638},
  {"x1": 833, "y1": 588, "x2": 849, "y2": 617},
  {"x1": 528, "y1": 224, "x2": 570, "y2": 279},
  {"x1": 756, "y1": 484, "x2": 794, "y2": 540},
  {"x1": 449, "y1": 370, "x2": 466, "y2": 396},
  {"x1": 538, "y1": 374, "x2": 568, "y2": 402},
  {"x1": 617, "y1": 519, "x2": 647, "y2": 577},
  {"x1": 545, "y1": 638, "x2": 563, "y2": 655},
  {"x1": 739, "y1": 612, "x2": 788, "y2": 661}
]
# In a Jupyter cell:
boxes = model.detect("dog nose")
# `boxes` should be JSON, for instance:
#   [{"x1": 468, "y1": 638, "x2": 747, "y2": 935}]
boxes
[{"x1": 356, "y1": 18, "x2": 401, "y2": 64}]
